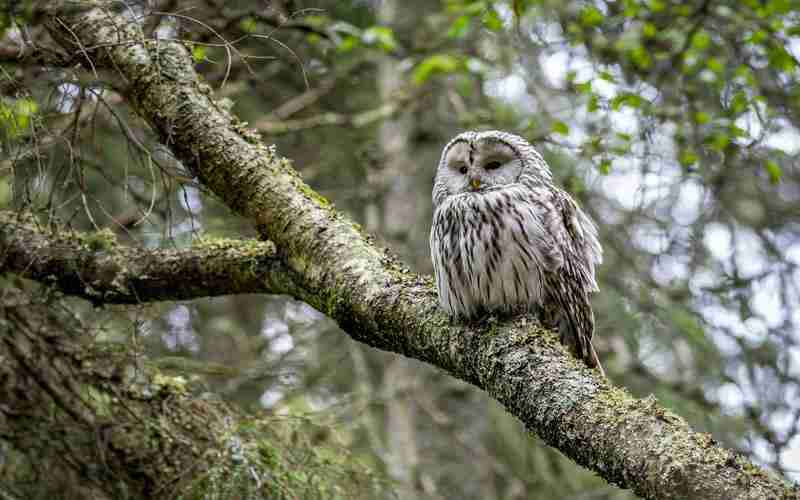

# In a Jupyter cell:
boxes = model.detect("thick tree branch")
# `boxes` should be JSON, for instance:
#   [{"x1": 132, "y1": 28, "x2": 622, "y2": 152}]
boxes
[
  {"x1": 40, "y1": 3, "x2": 798, "y2": 499},
  {"x1": 0, "y1": 211, "x2": 291, "y2": 304}
]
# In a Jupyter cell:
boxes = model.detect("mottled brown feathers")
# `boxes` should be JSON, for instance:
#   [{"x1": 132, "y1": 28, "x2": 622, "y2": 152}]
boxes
[{"x1": 430, "y1": 130, "x2": 604, "y2": 375}]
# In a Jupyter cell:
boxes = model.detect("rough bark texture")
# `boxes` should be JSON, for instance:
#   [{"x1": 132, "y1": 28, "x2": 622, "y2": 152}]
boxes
[
  {"x1": 18, "y1": 2, "x2": 797, "y2": 499},
  {"x1": 0, "y1": 211, "x2": 287, "y2": 304}
]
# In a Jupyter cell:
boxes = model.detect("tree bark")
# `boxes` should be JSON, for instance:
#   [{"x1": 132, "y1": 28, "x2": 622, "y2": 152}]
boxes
[
  {"x1": 17, "y1": 2, "x2": 797, "y2": 499},
  {"x1": 0, "y1": 211, "x2": 287, "y2": 304}
]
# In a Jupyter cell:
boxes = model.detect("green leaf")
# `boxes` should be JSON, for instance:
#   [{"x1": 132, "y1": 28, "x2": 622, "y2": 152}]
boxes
[
  {"x1": 679, "y1": 149, "x2": 698, "y2": 167},
  {"x1": 643, "y1": 22, "x2": 657, "y2": 38},
  {"x1": 447, "y1": 15, "x2": 471, "y2": 39},
  {"x1": 629, "y1": 45, "x2": 653, "y2": 69},
  {"x1": 748, "y1": 30, "x2": 768, "y2": 44},
  {"x1": 239, "y1": 17, "x2": 258, "y2": 33},
  {"x1": 412, "y1": 54, "x2": 461, "y2": 85},
  {"x1": 306, "y1": 33, "x2": 322, "y2": 45},
  {"x1": 552, "y1": 120, "x2": 570, "y2": 135},
  {"x1": 730, "y1": 92, "x2": 749, "y2": 114},
  {"x1": 598, "y1": 158, "x2": 612, "y2": 174},
  {"x1": 337, "y1": 35, "x2": 359, "y2": 53},
  {"x1": 691, "y1": 30, "x2": 711, "y2": 50},
  {"x1": 765, "y1": 160, "x2": 783, "y2": 183},
  {"x1": 16, "y1": 98, "x2": 37, "y2": 117},
  {"x1": 363, "y1": 26, "x2": 398, "y2": 52},
  {"x1": 579, "y1": 6, "x2": 604, "y2": 28},
  {"x1": 735, "y1": 65, "x2": 756, "y2": 85},
  {"x1": 622, "y1": 0, "x2": 640, "y2": 17},
  {"x1": 0, "y1": 98, "x2": 38, "y2": 138},
  {"x1": 706, "y1": 57, "x2": 724, "y2": 74},
  {"x1": 575, "y1": 80, "x2": 593, "y2": 94},
  {"x1": 611, "y1": 92, "x2": 644, "y2": 110},
  {"x1": 598, "y1": 70, "x2": 616, "y2": 83},
  {"x1": 709, "y1": 132, "x2": 730, "y2": 151},
  {"x1": 191, "y1": 45, "x2": 207, "y2": 63},
  {"x1": 588, "y1": 136, "x2": 603, "y2": 152},
  {"x1": 729, "y1": 124, "x2": 748, "y2": 137},
  {"x1": 587, "y1": 94, "x2": 599, "y2": 112},
  {"x1": 767, "y1": 0, "x2": 792, "y2": 15},
  {"x1": 767, "y1": 45, "x2": 797, "y2": 72},
  {"x1": 483, "y1": 8, "x2": 503, "y2": 31},
  {"x1": 693, "y1": 111, "x2": 711, "y2": 124}
]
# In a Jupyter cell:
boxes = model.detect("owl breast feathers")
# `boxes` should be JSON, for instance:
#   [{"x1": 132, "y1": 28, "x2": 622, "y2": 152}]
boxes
[{"x1": 430, "y1": 130, "x2": 604, "y2": 375}]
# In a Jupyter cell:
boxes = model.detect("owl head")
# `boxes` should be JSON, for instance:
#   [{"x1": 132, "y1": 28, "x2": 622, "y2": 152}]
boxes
[{"x1": 432, "y1": 130, "x2": 552, "y2": 208}]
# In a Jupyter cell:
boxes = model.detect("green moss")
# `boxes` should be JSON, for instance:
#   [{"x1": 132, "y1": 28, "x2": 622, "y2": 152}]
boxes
[
  {"x1": 191, "y1": 236, "x2": 277, "y2": 284},
  {"x1": 296, "y1": 180, "x2": 332, "y2": 209},
  {"x1": 151, "y1": 373, "x2": 189, "y2": 393},
  {"x1": 588, "y1": 386, "x2": 642, "y2": 432},
  {"x1": 192, "y1": 236, "x2": 273, "y2": 256},
  {"x1": 75, "y1": 227, "x2": 118, "y2": 251}
]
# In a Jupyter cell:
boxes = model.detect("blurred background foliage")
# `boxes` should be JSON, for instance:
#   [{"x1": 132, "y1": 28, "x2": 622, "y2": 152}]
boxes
[{"x1": 1, "y1": 0, "x2": 799, "y2": 498}]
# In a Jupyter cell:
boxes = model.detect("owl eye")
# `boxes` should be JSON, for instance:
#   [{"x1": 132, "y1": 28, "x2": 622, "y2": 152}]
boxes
[
  {"x1": 458, "y1": 165, "x2": 468, "y2": 175},
  {"x1": 485, "y1": 161, "x2": 502, "y2": 171}
]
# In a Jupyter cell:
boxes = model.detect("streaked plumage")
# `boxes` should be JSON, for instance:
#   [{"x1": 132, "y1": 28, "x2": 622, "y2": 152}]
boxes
[{"x1": 430, "y1": 130, "x2": 604, "y2": 375}]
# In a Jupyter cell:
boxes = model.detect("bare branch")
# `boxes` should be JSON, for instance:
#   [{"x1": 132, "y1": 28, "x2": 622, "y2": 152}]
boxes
[{"x1": 254, "y1": 99, "x2": 414, "y2": 135}]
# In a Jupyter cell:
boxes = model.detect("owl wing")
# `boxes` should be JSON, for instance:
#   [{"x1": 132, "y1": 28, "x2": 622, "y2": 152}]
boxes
[
  {"x1": 532, "y1": 186, "x2": 604, "y2": 375},
  {"x1": 550, "y1": 189, "x2": 602, "y2": 289}
]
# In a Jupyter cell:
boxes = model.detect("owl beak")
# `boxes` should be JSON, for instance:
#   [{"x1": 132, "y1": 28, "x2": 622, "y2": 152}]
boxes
[{"x1": 470, "y1": 178, "x2": 481, "y2": 190}]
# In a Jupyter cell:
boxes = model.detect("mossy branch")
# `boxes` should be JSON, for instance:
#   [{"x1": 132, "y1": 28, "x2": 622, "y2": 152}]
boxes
[
  {"x1": 0, "y1": 211, "x2": 293, "y2": 304},
  {"x1": 37, "y1": 2, "x2": 800, "y2": 499}
]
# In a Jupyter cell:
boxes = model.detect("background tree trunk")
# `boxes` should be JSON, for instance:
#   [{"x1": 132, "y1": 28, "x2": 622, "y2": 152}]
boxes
[{"x1": 377, "y1": 1, "x2": 421, "y2": 497}]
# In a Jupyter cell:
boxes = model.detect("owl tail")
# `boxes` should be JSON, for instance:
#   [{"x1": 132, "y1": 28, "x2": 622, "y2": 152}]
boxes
[
  {"x1": 586, "y1": 341, "x2": 606, "y2": 378},
  {"x1": 543, "y1": 271, "x2": 606, "y2": 377},
  {"x1": 558, "y1": 309, "x2": 605, "y2": 378},
  {"x1": 558, "y1": 310, "x2": 606, "y2": 378}
]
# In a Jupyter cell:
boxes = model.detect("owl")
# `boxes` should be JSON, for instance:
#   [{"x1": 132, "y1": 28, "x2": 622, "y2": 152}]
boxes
[{"x1": 430, "y1": 130, "x2": 604, "y2": 375}]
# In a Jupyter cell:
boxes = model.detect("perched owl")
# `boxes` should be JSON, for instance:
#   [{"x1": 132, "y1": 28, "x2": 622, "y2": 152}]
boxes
[{"x1": 430, "y1": 130, "x2": 604, "y2": 375}]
